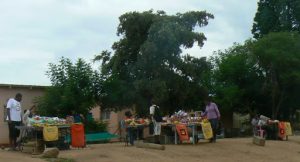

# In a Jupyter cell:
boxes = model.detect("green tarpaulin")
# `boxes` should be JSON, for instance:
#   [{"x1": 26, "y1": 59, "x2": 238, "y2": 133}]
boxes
[{"x1": 66, "y1": 132, "x2": 119, "y2": 143}]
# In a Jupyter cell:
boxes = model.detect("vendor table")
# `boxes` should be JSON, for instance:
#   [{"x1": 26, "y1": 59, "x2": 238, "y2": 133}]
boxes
[
  {"x1": 161, "y1": 123, "x2": 201, "y2": 145},
  {"x1": 16, "y1": 125, "x2": 71, "y2": 152}
]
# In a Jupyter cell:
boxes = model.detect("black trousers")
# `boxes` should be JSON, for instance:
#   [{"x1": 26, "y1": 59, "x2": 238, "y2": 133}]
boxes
[{"x1": 8, "y1": 121, "x2": 21, "y2": 139}]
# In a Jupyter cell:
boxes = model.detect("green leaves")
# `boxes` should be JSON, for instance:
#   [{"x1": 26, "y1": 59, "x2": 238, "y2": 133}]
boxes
[
  {"x1": 252, "y1": 32, "x2": 300, "y2": 118},
  {"x1": 253, "y1": 32, "x2": 300, "y2": 84},
  {"x1": 37, "y1": 57, "x2": 100, "y2": 117},
  {"x1": 252, "y1": 0, "x2": 300, "y2": 39},
  {"x1": 94, "y1": 10, "x2": 213, "y2": 114},
  {"x1": 212, "y1": 41, "x2": 264, "y2": 114},
  {"x1": 213, "y1": 32, "x2": 300, "y2": 119}
]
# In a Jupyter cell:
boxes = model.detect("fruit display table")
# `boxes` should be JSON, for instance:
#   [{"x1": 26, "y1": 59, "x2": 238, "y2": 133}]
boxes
[
  {"x1": 161, "y1": 122, "x2": 205, "y2": 144},
  {"x1": 16, "y1": 125, "x2": 71, "y2": 154}
]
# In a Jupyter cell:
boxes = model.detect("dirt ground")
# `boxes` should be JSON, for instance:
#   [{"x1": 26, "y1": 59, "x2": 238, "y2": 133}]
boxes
[{"x1": 1, "y1": 136, "x2": 300, "y2": 162}]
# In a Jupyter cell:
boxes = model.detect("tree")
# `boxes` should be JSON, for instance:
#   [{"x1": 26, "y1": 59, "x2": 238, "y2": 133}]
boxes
[
  {"x1": 212, "y1": 41, "x2": 265, "y2": 115},
  {"x1": 36, "y1": 57, "x2": 100, "y2": 117},
  {"x1": 95, "y1": 10, "x2": 214, "y2": 115},
  {"x1": 252, "y1": 32, "x2": 300, "y2": 119},
  {"x1": 252, "y1": 0, "x2": 300, "y2": 39},
  {"x1": 212, "y1": 32, "x2": 300, "y2": 120}
]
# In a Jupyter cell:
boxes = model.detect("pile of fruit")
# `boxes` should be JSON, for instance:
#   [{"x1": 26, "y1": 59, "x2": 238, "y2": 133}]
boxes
[
  {"x1": 29, "y1": 116, "x2": 67, "y2": 127},
  {"x1": 166, "y1": 110, "x2": 204, "y2": 124},
  {"x1": 125, "y1": 118, "x2": 150, "y2": 126}
]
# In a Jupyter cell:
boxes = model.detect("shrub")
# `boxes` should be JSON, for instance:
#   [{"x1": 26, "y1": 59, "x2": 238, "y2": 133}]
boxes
[{"x1": 85, "y1": 120, "x2": 108, "y2": 133}]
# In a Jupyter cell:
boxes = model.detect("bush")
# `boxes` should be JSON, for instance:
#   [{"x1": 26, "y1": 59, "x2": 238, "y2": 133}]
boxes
[{"x1": 85, "y1": 120, "x2": 108, "y2": 133}]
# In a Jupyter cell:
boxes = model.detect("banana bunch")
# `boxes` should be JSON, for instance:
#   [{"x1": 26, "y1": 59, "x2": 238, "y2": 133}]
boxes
[
  {"x1": 125, "y1": 119, "x2": 133, "y2": 124},
  {"x1": 129, "y1": 121, "x2": 137, "y2": 126}
]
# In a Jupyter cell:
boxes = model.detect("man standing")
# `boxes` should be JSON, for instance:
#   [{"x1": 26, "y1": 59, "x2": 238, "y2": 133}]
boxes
[
  {"x1": 6, "y1": 93, "x2": 22, "y2": 150},
  {"x1": 149, "y1": 100, "x2": 162, "y2": 144}
]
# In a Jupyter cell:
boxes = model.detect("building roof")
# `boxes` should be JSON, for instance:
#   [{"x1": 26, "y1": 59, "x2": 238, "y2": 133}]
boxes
[{"x1": 0, "y1": 83, "x2": 49, "y2": 89}]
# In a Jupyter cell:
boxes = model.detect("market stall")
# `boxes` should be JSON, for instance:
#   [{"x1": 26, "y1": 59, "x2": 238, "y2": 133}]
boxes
[
  {"x1": 121, "y1": 118, "x2": 150, "y2": 145},
  {"x1": 254, "y1": 115, "x2": 293, "y2": 140},
  {"x1": 16, "y1": 116, "x2": 71, "y2": 154},
  {"x1": 160, "y1": 110, "x2": 213, "y2": 145}
]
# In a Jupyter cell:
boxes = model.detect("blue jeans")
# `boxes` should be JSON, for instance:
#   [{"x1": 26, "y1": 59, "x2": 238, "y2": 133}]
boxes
[
  {"x1": 209, "y1": 118, "x2": 219, "y2": 142},
  {"x1": 127, "y1": 127, "x2": 135, "y2": 145}
]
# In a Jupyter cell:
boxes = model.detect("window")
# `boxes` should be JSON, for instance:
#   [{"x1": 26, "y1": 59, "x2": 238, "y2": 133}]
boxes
[{"x1": 101, "y1": 110, "x2": 111, "y2": 120}]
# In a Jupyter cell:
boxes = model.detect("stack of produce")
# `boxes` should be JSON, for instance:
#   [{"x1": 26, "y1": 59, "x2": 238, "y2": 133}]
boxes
[
  {"x1": 125, "y1": 118, "x2": 150, "y2": 126},
  {"x1": 168, "y1": 110, "x2": 203, "y2": 124},
  {"x1": 170, "y1": 110, "x2": 189, "y2": 124},
  {"x1": 29, "y1": 116, "x2": 67, "y2": 127}
]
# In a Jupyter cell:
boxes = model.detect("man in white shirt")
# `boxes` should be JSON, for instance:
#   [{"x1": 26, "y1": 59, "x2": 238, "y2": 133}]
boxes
[
  {"x1": 149, "y1": 100, "x2": 162, "y2": 144},
  {"x1": 6, "y1": 93, "x2": 22, "y2": 150}
]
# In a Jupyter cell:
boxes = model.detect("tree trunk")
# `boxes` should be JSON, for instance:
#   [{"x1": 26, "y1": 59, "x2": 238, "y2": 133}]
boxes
[{"x1": 273, "y1": 88, "x2": 285, "y2": 120}]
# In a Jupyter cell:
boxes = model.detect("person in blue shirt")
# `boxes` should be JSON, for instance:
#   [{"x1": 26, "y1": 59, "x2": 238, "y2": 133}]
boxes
[{"x1": 72, "y1": 111, "x2": 85, "y2": 123}]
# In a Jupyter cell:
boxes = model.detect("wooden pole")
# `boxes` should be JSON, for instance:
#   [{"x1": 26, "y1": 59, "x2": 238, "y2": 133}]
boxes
[{"x1": 135, "y1": 141, "x2": 165, "y2": 150}]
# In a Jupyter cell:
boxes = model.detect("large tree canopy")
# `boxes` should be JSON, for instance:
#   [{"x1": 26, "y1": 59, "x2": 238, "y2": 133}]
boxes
[
  {"x1": 95, "y1": 10, "x2": 213, "y2": 115},
  {"x1": 252, "y1": 32, "x2": 300, "y2": 119},
  {"x1": 252, "y1": 0, "x2": 300, "y2": 39},
  {"x1": 212, "y1": 41, "x2": 265, "y2": 115},
  {"x1": 213, "y1": 32, "x2": 300, "y2": 120}
]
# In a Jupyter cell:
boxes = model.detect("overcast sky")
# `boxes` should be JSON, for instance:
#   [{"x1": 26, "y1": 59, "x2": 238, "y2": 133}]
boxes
[{"x1": 0, "y1": 0, "x2": 258, "y2": 86}]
